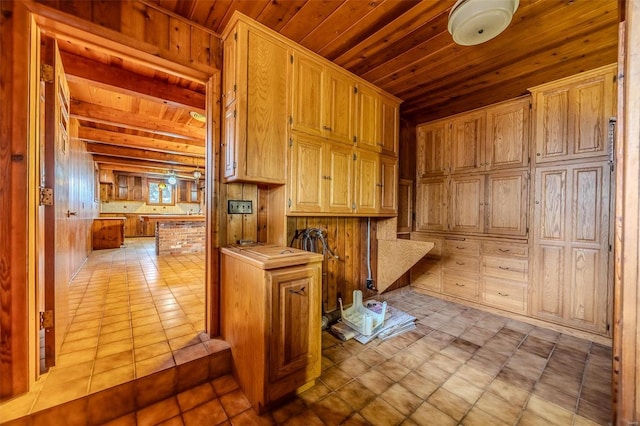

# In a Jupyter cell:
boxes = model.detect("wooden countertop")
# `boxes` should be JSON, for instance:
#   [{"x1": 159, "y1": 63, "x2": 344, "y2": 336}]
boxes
[
  {"x1": 96, "y1": 216, "x2": 126, "y2": 220},
  {"x1": 140, "y1": 214, "x2": 205, "y2": 222},
  {"x1": 221, "y1": 245, "x2": 324, "y2": 270}
]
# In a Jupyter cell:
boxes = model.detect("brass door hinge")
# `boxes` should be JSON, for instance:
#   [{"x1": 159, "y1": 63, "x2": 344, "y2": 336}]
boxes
[
  {"x1": 40, "y1": 310, "x2": 53, "y2": 329},
  {"x1": 40, "y1": 64, "x2": 54, "y2": 83},
  {"x1": 40, "y1": 187, "x2": 53, "y2": 206}
]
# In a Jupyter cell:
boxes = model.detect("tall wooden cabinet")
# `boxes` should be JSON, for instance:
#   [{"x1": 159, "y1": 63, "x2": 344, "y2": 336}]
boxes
[
  {"x1": 221, "y1": 245, "x2": 323, "y2": 413},
  {"x1": 222, "y1": 18, "x2": 290, "y2": 184}
]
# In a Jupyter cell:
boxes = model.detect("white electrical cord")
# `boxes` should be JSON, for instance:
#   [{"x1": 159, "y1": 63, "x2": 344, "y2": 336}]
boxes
[{"x1": 366, "y1": 217, "x2": 372, "y2": 281}]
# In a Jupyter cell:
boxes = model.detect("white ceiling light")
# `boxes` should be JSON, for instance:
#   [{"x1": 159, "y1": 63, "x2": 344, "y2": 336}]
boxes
[{"x1": 448, "y1": 0, "x2": 519, "y2": 46}]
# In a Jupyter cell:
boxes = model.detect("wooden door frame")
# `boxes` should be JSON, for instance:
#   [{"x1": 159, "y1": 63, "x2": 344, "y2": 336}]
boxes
[{"x1": 0, "y1": 1, "x2": 221, "y2": 399}]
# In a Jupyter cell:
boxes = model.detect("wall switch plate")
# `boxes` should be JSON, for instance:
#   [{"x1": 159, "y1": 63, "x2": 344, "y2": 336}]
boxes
[{"x1": 228, "y1": 200, "x2": 253, "y2": 214}]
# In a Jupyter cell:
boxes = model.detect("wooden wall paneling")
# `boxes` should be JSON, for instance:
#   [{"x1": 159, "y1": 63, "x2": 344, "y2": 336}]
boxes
[
  {"x1": 362, "y1": 218, "x2": 378, "y2": 300},
  {"x1": 144, "y1": 6, "x2": 170, "y2": 51},
  {"x1": 613, "y1": 2, "x2": 640, "y2": 421},
  {"x1": 120, "y1": 0, "x2": 147, "y2": 41},
  {"x1": 256, "y1": 185, "x2": 269, "y2": 243},
  {"x1": 169, "y1": 17, "x2": 191, "y2": 63},
  {"x1": 58, "y1": 0, "x2": 92, "y2": 22},
  {"x1": 91, "y1": 0, "x2": 121, "y2": 32}
]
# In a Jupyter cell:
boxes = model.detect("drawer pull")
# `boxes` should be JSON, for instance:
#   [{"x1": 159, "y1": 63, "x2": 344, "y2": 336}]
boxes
[
  {"x1": 455, "y1": 246, "x2": 465, "y2": 249},
  {"x1": 498, "y1": 266, "x2": 510, "y2": 270},
  {"x1": 498, "y1": 292, "x2": 509, "y2": 297},
  {"x1": 288, "y1": 287, "x2": 306, "y2": 295},
  {"x1": 455, "y1": 283, "x2": 465, "y2": 287},
  {"x1": 498, "y1": 248, "x2": 511, "y2": 253},
  {"x1": 456, "y1": 261, "x2": 465, "y2": 265}
]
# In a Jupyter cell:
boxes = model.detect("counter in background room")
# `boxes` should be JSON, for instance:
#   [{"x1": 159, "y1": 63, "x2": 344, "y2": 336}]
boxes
[{"x1": 140, "y1": 215, "x2": 206, "y2": 255}]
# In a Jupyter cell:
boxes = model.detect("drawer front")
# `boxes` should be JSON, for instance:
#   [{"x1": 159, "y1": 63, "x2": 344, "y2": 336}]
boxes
[
  {"x1": 483, "y1": 277, "x2": 527, "y2": 314},
  {"x1": 443, "y1": 271, "x2": 478, "y2": 300},
  {"x1": 411, "y1": 259, "x2": 442, "y2": 292},
  {"x1": 482, "y1": 241, "x2": 529, "y2": 257},
  {"x1": 411, "y1": 233, "x2": 444, "y2": 258},
  {"x1": 443, "y1": 255, "x2": 480, "y2": 273},
  {"x1": 482, "y1": 256, "x2": 528, "y2": 282},
  {"x1": 445, "y1": 239, "x2": 481, "y2": 256}
]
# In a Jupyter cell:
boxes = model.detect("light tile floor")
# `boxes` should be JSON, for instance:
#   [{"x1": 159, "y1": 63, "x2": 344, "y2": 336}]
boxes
[
  {"x1": 103, "y1": 288, "x2": 613, "y2": 425},
  {"x1": 1, "y1": 238, "x2": 209, "y2": 421}
]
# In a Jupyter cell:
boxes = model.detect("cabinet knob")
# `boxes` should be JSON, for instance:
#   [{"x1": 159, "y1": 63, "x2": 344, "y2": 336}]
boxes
[
  {"x1": 288, "y1": 287, "x2": 306, "y2": 295},
  {"x1": 455, "y1": 283, "x2": 465, "y2": 287},
  {"x1": 498, "y1": 292, "x2": 509, "y2": 297},
  {"x1": 323, "y1": 126, "x2": 332, "y2": 131},
  {"x1": 498, "y1": 266, "x2": 510, "y2": 270}
]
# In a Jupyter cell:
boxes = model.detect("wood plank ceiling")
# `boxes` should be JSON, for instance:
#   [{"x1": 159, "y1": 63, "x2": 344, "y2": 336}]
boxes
[{"x1": 60, "y1": 0, "x2": 619, "y2": 178}]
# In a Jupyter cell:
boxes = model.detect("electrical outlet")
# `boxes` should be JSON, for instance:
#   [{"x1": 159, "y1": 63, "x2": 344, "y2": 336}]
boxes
[
  {"x1": 228, "y1": 200, "x2": 253, "y2": 214},
  {"x1": 366, "y1": 279, "x2": 376, "y2": 290}
]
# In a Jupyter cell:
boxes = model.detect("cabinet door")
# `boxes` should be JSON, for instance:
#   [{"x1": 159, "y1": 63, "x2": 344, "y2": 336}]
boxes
[
  {"x1": 380, "y1": 95, "x2": 399, "y2": 155},
  {"x1": 355, "y1": 85, "x2": 380, "y2": 152},
  {"x1": 223, "y1": 25, "x2": 238, "y2": 107},
  {"x1": 115, "y1": 174, "x2": 128, "y2": 200},
  {"x1": 269, "y1": 265, "x2": 321, "y2": 383},
  {"x1": 223, "y1": 104, "x2": 238, "y2": 179},
  {"x1": 486, "y1": 98, "x2": 530, "y2": 170},
  {"x1": 449, "y1": 175, "x2": 484, "y2": 233},
  {"x1": 243, "y1": 30, "x2": 288, "y2": 183},
  {"x1": 379, "y1": 155, "x2": 397, "y2": 215},
  {"x1": 324, "y1": 70, "x2": 355, "y2": 145},
  {"x1": 485, "y1": 171, "x2": 528, "y2": 236},
  {"x1": 416, "y1": 178, "x2": 448, "y2": 232},
  {"x1": 289, "y1": 134, "x2": 324, "y2": 213},
  {"x1": 532, "y1": 66, "x2": 615, "y2": 163},
  {"x1": 532, "y1": 161, "x2": 611, "y2": 335},
  {"x1": 416, "y1": 121, "x2": 448, "y2": 178},
  {"x1": 450, "y1": 111, "x2": 485, "y2": 174},
  {"x1": 325, "y1": 143, "x2": 353, "y2": 214},
  {"x1": 291, "y1": 52, "x2": 324, "y2": 137},
  {"x1": 354, "y1": 149, "x2": 380, "y2": 214}
]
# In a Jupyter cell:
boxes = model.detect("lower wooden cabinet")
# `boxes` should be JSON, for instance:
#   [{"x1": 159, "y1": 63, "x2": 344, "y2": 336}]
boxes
[{"x1": 221, "y1": 245, "x2": 323, "y2": 413}]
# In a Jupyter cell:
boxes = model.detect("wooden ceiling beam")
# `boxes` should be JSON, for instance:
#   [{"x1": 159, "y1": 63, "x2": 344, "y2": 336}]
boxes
[
  {"x1": 85, "y1": 143, "x2": 206, "y2": 167},
  {"x1": 97, "y1": 163, "x2": 203, "y2": 180},
  {"x1": 93, "y1": 155, "x2": 200, "y2": 174},
  {"x1": 70, "y1": 100, "x2": 205, "y2": 141},
  {"x1": 78, "y1": 127, "x2": 205, "y2": 157},
  {"x1": 60, "y1": 51, "x2": 206, "y2": 111}
]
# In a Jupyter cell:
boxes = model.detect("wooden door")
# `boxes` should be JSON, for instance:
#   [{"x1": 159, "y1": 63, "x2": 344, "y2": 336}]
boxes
[
  {"x1": 380, "y1": 95, "x2": 399, "y2": 155},
  {"x1": 379, "y1": 155, "x2": 398, "y2": 214},
  {"x1": 416, "y1": 121, "x2": 448, "y2": 178},
  {"x1": 291, "y1": 52, "x2": 324, "y2": 137},
  {"x1": 269, "y1": 265, "x2": 321, "y2": 383},
  {"x1": 485, "y1": 171, "x2": 529, "y2": 236},
  {"x1": 41, "y1": 36, "x2": 71, "y2": 370},
  {"x1": 449, "y1": 174, "x2": 484, "y2": 233},
  {"x1": 416, "y1": 178, "x2": 448, "y2": 232},
  {"x1": 532, "y1": 161, "x2": 611, "y2": 334},
  {"x1": 486, "y1": 97, "x2": 530, "y2": 170},
  {"x1": 354, "y1": 149, "x2": 379, "y2": 214},
  {"x1": 450, "y1": 111, "x2": 485, "y2": 174},
  {"x1": 355, "y1": 85, "x2": 380, "y2": 152},
  {"x1": 289, "y1": 134, "x2": 324, "y2": 213},
  {"x1": 325, "y1": 143, "x2": 353, "y2": 214},
  {"x1": 324, "y1": 69, "x2": 355, "y2": 145}
]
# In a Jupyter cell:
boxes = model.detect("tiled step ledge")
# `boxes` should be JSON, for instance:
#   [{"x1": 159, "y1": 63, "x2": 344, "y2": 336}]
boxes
[{"x1": 1, "y1": 340, "x2": 230, "y2": 426}]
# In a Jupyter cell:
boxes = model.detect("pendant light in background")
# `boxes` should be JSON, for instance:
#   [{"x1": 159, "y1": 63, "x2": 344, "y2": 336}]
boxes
[
  {"x1": 167, "y1": 171, "x2": 177, "y2": 185},
  {"x1": 448, "y1": 0, "x2": 519, "y2": 46}
]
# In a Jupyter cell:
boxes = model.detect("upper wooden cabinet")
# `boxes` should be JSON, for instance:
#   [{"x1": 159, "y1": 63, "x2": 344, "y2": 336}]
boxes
[
  {"x1": 355, "y1": 86, "x2": 399, "y2": 156},
  {"x1": 380, "y1": 95, "x2": 399, "y2": 155},
  {"x1": 417, "y1": 97, "x2": 530, "y2": 179},
  {"x1": 530, "y1": 64, "x2": 616, "y2": 164},
  {"x1": 416, "y1": 120, "x2": 448, "y2": 178},
  {"x1": 291, "y1": 52, "x2": 355, "y2": 145},
  {"x1": 222, "y1": 18, "x2": 290, "y2": 184},
  {"x1": 113, "y1": 174, "x2": 145, "y2": 201}
]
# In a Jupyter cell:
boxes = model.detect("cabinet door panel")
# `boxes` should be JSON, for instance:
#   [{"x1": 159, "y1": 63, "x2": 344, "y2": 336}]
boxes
[
  {"x1": 416, "y1": 121, "x2": 448, "y2": 178},
  {"x1": 535, "y1": 245, "x2": 565, "y2": 319},
  {"x1": 356, "y1": 85, "x2": 380, "y2": 152},
  {"x1": 380, "y1": 95, "x2": 399, "y2": 155},
  {"x1": 325, "y1": 70, "x2": 355, "y2": 145},
  {"x1": 537, "y1": 169, "x2": 566, "y2": 241},
  {"x1": 355, "y1": 150, "x2": 379, "y2": 214},
  {"x1": 223, "y1": 104, "x2": 238, "y2": 179},
  {"x1": 292, "y1": 53, "x2": 324, "y2": 137},
  {"x1": 326, "y1": 144, "x2": 353, "y2": 213},
  {"x1": 416, "y1": 179, "x2": 448, "y2": 232},
  {"x1": 486, "y1": 98, "x2": 529, "y2": 169},
  {"x1": 449, "y1": 175, "x2": 484, "y2": 233},
  {"x1": 380, "y1": 156, "x2": 397, "y2": 214},
  {"x1": 223, "y1": 27, "x2": 237, "y2": 106},
  {"x1": 289, "y1": 136, "x2": 323, "y2": 213},
  {"x1": 486, "y1": 172, "x2": 528, "y2": 236},
  {"x1": 534, "y1": 89, "x2": 570, "y2": 161},
  {"x1": 572, "y1": 77, "x2": 613, "y2": 157},
  {"x1": 245, "y1": 31, "x2": 288, "y2": 182},
  {"x1": 450, "y1": 112, "x2": 484, "y2": 174}
]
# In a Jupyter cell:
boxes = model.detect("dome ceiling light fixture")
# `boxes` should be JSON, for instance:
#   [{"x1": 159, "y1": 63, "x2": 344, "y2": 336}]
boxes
[
  {"x1": 448, "y1": 0, "x2": 519, "y2": 46},
  {"x1": 167, "y1": 170, "x2": 177, "y2": 185}
]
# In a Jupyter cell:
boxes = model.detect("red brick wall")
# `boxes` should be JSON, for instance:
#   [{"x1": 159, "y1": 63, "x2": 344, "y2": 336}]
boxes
[{"x1": 156, "y1": 221, "x2": 205, "y2": 255}]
